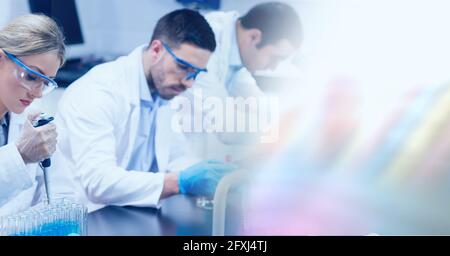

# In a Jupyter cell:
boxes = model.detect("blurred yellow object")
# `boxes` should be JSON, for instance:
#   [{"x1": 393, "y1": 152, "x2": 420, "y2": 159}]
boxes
[{"x1": 381, "y1": 83, "x2": 450, "y2": 187}]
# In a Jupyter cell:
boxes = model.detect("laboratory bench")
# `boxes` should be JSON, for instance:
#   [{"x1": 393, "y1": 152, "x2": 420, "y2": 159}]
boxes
[{"x1": 87, "y1": 195, "x2": 212, "y2": 236}]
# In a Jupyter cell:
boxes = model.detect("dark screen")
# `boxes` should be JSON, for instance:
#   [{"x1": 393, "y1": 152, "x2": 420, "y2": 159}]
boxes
[{"x1": 28, "y1": 0, "x2": 84, "y2": 45}]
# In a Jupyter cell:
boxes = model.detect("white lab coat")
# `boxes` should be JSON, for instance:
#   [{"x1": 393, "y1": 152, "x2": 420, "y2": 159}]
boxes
[
  {"x1": 49, "y1": 45, "x2": 197, "y2": 212},
  {"x1": 0, "y1": 109, "x2": 45, "y2": 217},
  {"x1": 175, "y1": 11, "x2": 266, "y2": 161},
  {"x1": 194, "y1": 11, "x2": 264, "y2": 99}
]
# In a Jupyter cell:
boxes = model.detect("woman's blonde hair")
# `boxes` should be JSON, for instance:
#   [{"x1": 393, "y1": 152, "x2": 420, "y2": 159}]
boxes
[{"x1": 0, "y1": 14, "x2": 66, "y2": 66}]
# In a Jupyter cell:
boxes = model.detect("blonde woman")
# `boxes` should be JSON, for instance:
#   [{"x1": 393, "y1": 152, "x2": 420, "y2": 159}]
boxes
[{"x1": 0, "y1": 14, "x2": 65, "y2": 216}]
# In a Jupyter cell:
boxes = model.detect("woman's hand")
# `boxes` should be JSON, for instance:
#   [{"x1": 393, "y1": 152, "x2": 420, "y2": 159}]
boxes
[{"x1": 15, "y1": 114, "x2": 57, "y2": 164}]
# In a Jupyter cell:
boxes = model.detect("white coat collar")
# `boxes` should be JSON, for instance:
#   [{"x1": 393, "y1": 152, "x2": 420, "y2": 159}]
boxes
[
  {"x1": 124, "y1": 45, "x2": 148, "y2": 109},
  {"x1": 129, "y1": 45, "x2": 168, "y2": 108}
]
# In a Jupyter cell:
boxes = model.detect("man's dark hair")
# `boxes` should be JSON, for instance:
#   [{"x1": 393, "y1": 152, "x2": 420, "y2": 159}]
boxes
[
  {"x1": 240, "y1": 2, "x2": 302, "y2": 48},
  {"x1": 151, "y1": 9, "x2": 216, "y2": 52}
]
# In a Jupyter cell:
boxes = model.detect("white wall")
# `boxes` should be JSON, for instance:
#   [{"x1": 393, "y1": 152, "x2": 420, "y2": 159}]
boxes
[
  {"x1": 0, "y1": 0, "x2": 302, "y2": 56},
  {"x1": 75, "y1": 0, "x2": 302, "y2": 56},
  {"x1": 0, "y1": 0, "x2": 29, "y2": 24},
  {"x1": 0, "y1": 0, "x2": 306, "y2": 114},
  {"x1": 5, "y1": 0, "x2": 450, "y2": 92}
]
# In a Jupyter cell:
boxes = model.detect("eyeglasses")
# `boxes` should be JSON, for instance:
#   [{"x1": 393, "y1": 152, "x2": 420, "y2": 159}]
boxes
[
  {"x1": 162, "y1": 42, "x2": 207, "y2": 81},
  {"x1": 4, "y1": 50, "x2": 58, "y2": 95}
]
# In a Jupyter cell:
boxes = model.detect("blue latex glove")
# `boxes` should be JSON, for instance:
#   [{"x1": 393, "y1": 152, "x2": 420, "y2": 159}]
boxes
[{"x1": 178, "y1": 160, "x2": 236, "y2": 197}]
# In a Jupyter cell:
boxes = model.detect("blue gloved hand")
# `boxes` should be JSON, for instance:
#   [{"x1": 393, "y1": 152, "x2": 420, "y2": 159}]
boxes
[{"x1": 178, "y1": 160, "x2": 236, "y2": 197}]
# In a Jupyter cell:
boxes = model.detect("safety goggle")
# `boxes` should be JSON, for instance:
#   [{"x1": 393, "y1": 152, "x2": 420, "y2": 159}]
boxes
[
  {"x1": 162, "y1": 42, "x2": 207, "y2": 81},
  {"x1": 4, "y1": 50, "x2": 58, "y2": 95}
]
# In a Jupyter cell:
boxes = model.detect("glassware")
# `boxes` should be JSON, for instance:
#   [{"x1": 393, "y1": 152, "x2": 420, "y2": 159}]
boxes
[
  {"x1": 0, "y1": 198, "x2": 88, "y2": 236},
  {"x1": 196, "y1": 196, "x2": 214, "y2": 210}
]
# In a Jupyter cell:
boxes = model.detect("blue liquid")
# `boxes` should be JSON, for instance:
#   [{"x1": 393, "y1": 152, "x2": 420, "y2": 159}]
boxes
[{"x1": 11, "y1": 221, "x2": 81, "y2": 236}]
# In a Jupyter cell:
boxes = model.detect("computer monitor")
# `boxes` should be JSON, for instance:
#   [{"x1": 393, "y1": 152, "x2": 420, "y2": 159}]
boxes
[
  {"x1": 28, "y1": 0, "x2": 90, "y2": 59},
  {"x1": 177, "y1": 0, "x2": 221, "y2": 10}
]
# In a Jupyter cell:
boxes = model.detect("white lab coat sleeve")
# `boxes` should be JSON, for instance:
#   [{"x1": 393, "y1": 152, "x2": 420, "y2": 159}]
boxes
[
  {"x1": 58, "y1": 86, "x2": 164, "y2": 207},
  {"x1": 228, "y1": 69, "x2": 264, "y2": 98},
  {"x1": 194, "y1": 55, "x2": 226, "y2": 99},
  {"x1": 216, "y1": 69, "x2": 268, "y2": 145},
  {"x1": 167, "y1": 129, "x2": 202, "y2": 172},
  {"x1": 0, "y1": 144, "x2": 33, "y2": 207},
  {"x1": 189, "y1": 67, "x2": 265, "y2": 146}
]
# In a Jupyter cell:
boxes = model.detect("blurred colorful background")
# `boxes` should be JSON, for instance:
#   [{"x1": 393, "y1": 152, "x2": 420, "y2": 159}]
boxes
[{"x1": 236, "y1": 0, "x2": 450, "y2": 235}]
